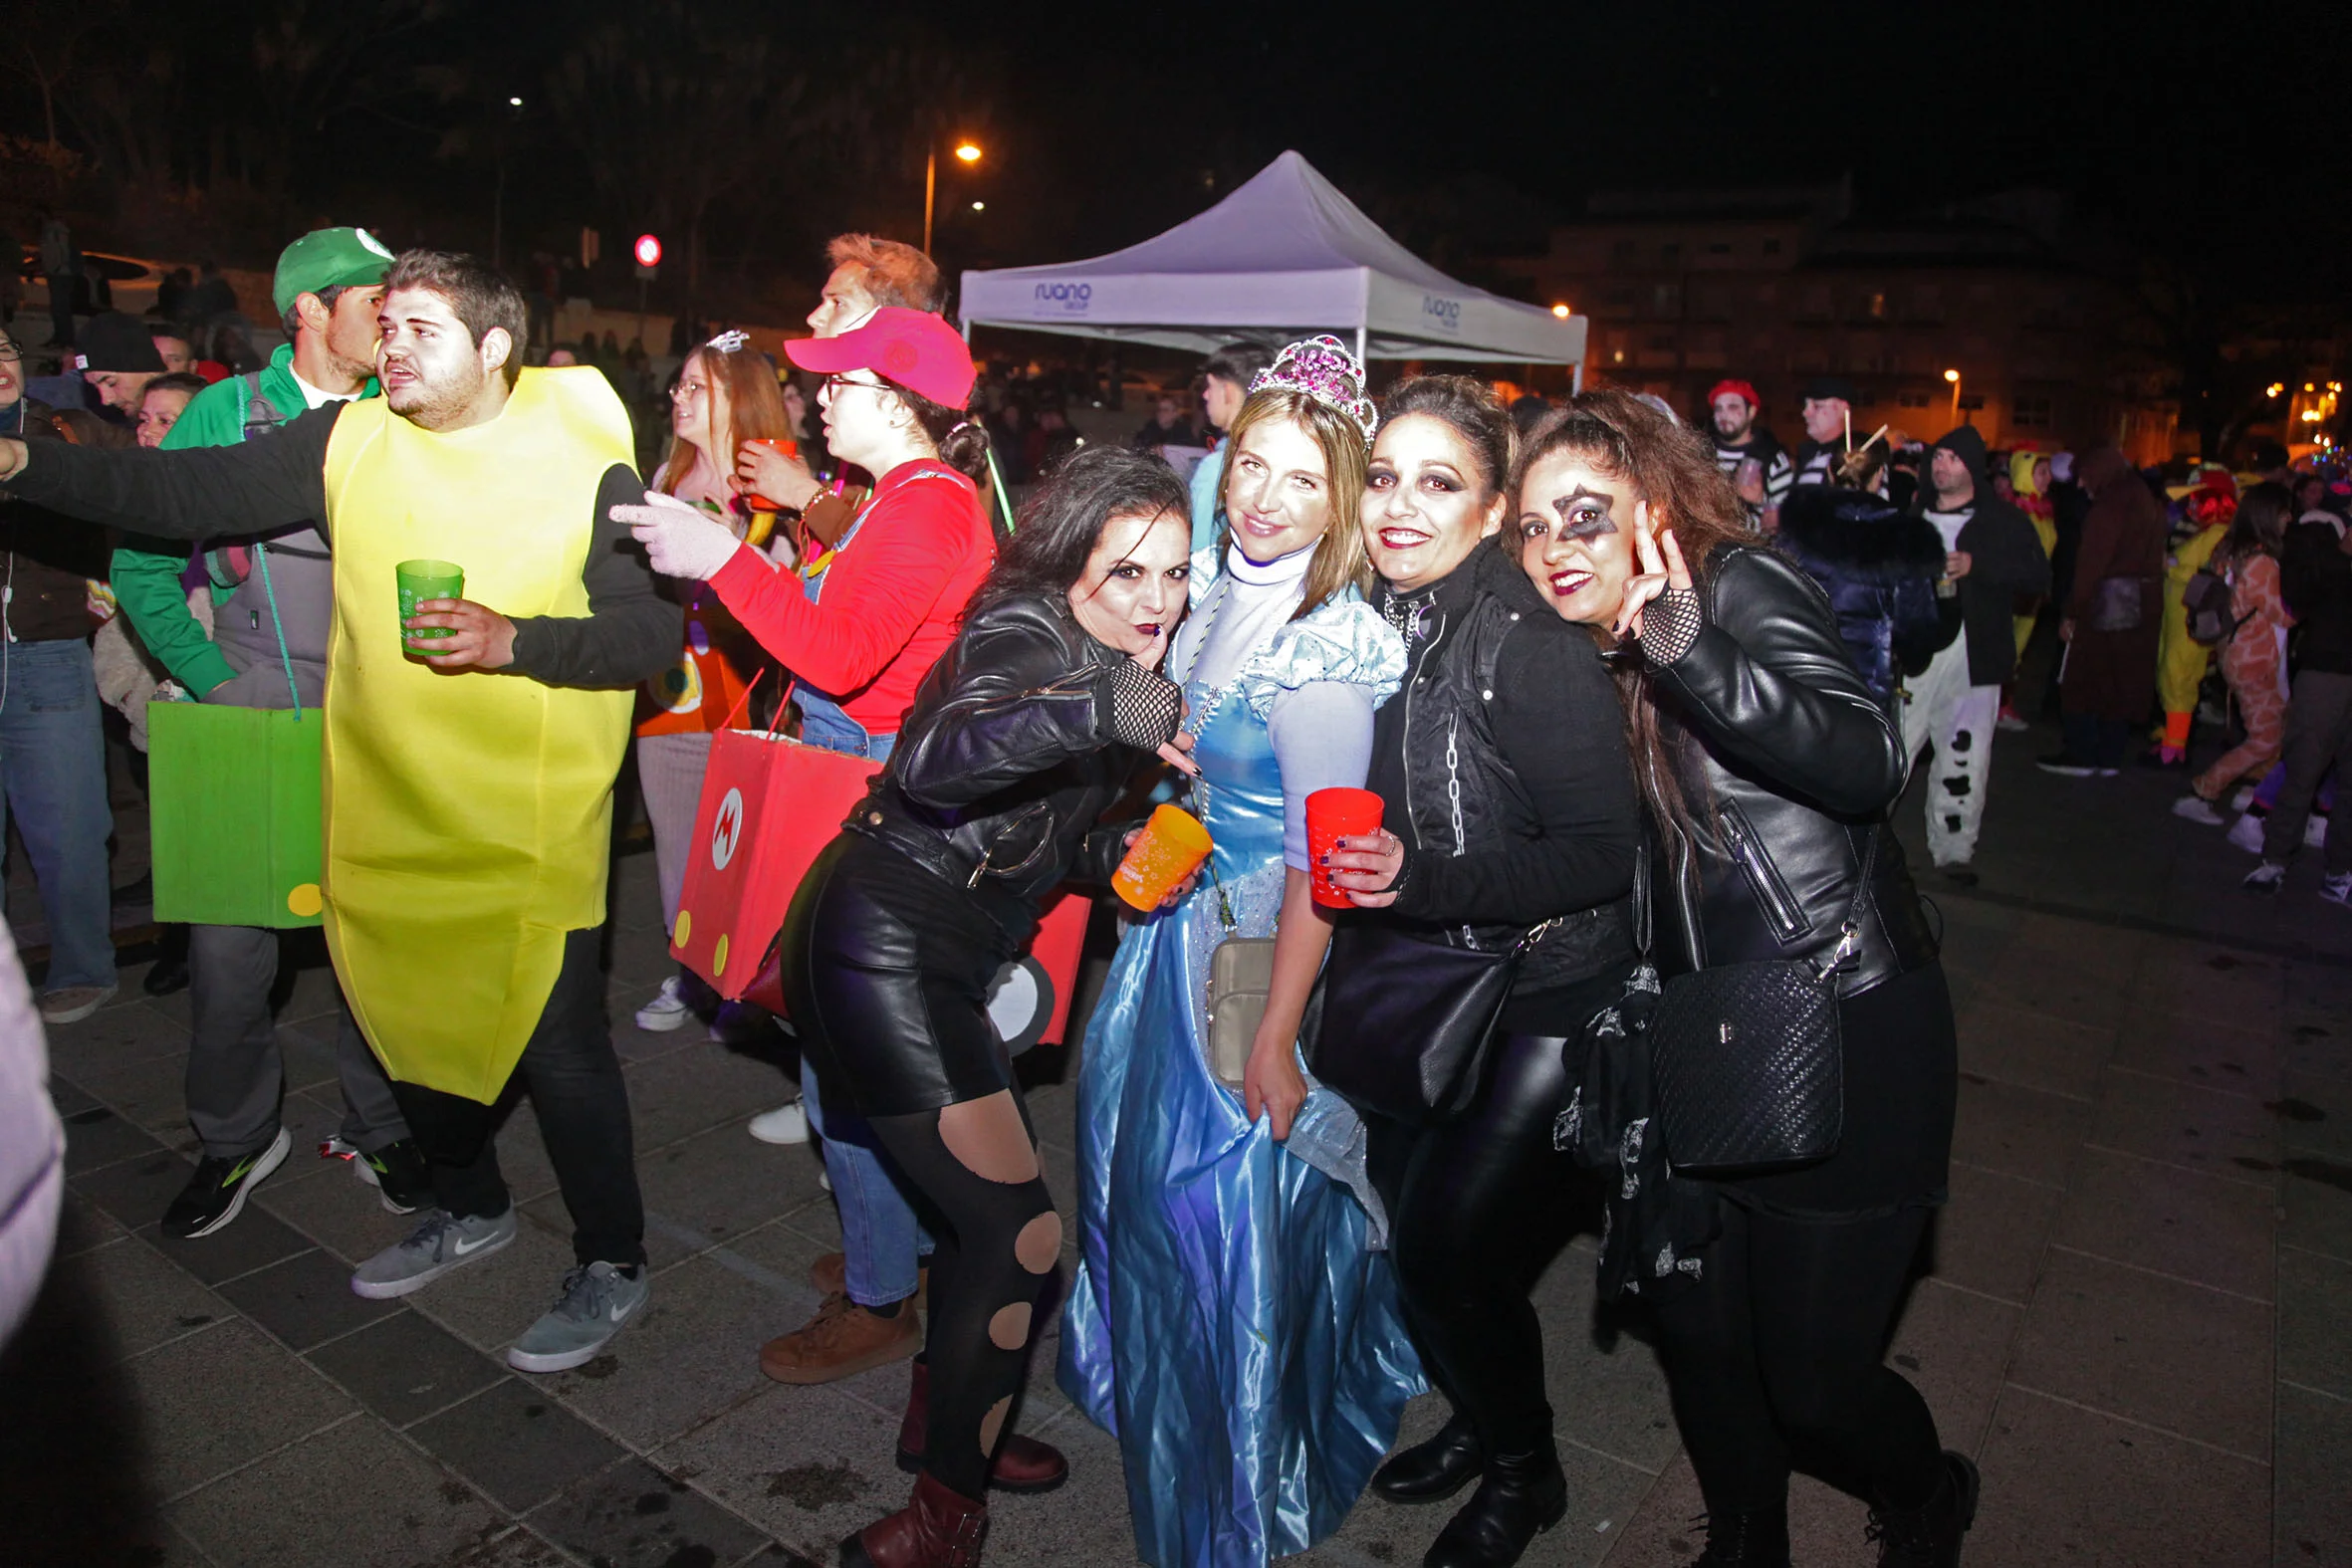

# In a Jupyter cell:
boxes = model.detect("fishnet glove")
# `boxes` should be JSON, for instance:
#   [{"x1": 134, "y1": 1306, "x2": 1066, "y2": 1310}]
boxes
[
  {"x1": 1639, "y1": 585, "x2": 1706, "y2": 667},
  {"x1": 1107, "y1": 660, "x2": 1183, "y2": 750}
]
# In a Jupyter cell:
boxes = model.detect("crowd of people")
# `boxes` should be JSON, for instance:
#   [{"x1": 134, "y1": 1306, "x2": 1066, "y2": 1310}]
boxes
[{"x1": 2, "y1": 208, "x2": 2342, "y2": 1568}]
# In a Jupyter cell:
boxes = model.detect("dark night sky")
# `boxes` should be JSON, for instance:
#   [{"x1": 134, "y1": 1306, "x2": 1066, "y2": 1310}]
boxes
[{"x1": 8, "y1": 0, "x2": 2320, "y2": 304}]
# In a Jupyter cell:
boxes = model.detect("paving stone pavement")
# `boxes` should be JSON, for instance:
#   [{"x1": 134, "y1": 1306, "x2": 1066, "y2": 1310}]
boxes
[{"x1": 4, "y1": 715, "x2": 2350, "y2": 1566}]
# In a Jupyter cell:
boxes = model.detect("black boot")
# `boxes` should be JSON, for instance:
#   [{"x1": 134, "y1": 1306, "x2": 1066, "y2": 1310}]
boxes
[
  {"x1": 1421, "y1": 1445, "x2": 1566, "y2": 1568},
  {"x1": 1372, "y1": 1409, "x2": 1485, "y2": 1505},
  {"x1": 1865, "y1": 1450, "x2": 1980, "y2": 1567},
  {"x1": 1680, "y1": 1506, "x2": 1791, "y2": 1567}
]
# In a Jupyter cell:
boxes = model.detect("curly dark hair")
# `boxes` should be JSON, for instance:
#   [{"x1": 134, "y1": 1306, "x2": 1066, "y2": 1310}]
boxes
[
  {"x1": 969, "y1": 444, "x2": 1191, "y2": 617},
  {"x1": 1508, "y1": 389, "x2": 1756, "y2": 846}
]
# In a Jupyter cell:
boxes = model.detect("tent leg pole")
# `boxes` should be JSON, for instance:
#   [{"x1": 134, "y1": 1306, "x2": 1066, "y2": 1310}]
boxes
[
  {"x1": 1355, "y1": 326, "x2": 1366, "y2": 364},
  {"x1": 1572, "y1": 360, "x2": 1584, "y2": 395}
]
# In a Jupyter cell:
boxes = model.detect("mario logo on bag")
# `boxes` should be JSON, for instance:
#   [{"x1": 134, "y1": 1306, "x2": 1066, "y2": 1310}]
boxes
[{"x1": 710, "y1": 787, "x2": 745, "y2": 871}]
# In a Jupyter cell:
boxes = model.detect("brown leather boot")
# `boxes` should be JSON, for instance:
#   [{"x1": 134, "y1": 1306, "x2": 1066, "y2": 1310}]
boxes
[
  {"x1": 811, "y1": 1251, "x2": 929, "y2": 1312},
  {"x1": 839, "y1": 1470, "x2": 987, "y2": 1568},
  {"x1": 894, "y1": 1357, "x2": 1068, "y2": 1493},
  {"x1": 759, "y1": 1292, "x2": 921, "y2": 1384}
]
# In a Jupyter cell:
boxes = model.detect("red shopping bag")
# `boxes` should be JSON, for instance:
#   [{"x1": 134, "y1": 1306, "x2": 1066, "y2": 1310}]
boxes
[
  {"x1": 671, "y1": 728, "x2": 878, "y2": 1000},
  {"x1": 671, "y1": 727, "x2": 1096, "y2": 1046}
]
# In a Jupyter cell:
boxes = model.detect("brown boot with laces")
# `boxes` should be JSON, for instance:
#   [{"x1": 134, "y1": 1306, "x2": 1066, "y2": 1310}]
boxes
[{"x1": 758, "y1": 1291, "x2": 921, "y2": 1384}]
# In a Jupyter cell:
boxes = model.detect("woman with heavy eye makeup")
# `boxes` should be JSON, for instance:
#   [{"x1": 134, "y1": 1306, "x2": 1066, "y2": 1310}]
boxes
[
  {"x1": 774, "y1": 445, "x2": 1198, "y2": 1567},
  {"x1": 1514, "y1": 392, "x2": 1972, "y2": 1568},
  {"x1": 1318, "y1": 376, "x2": 1641, "y2": 1568}
]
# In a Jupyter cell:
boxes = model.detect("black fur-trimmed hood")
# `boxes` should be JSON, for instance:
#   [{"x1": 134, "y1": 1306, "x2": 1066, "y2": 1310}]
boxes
[{"x1": 1772, "y1": 485, "x2": 1947, "y2": 584}]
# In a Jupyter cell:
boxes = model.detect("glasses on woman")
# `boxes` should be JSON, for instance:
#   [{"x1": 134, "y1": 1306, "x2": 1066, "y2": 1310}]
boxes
[
  {"x1": 0, "y1": 338, "x2": 21, "y2": 363},
  {"x1": 822, "y1": 373, "x2": 887, "y2": 396},
  {"x1": 670, "y1": 377, "x2": 707, "y2": 402}
]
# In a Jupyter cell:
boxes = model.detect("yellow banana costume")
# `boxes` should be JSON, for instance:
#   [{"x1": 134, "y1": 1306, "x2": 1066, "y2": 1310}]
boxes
[{"x1": 320, "y1": 368, "x2": 636, "y2": 1100}]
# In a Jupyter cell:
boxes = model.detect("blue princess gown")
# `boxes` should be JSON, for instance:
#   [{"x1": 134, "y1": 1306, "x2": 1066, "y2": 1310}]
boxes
[{"x1": 1059, "y1": 549, "x2": 1422, "y2": 1566}]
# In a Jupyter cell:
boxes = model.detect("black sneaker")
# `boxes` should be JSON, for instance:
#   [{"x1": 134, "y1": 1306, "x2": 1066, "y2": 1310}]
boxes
[
  {"x1": 161, "y1": 1127, "x2": 291, "y2": 1238},
  {"x1": 353, "y1": 1139, "x2": 434, "y2": 1215}
]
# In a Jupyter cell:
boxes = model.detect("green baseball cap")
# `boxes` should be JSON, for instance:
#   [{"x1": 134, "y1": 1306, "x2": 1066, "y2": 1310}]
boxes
[{"x1": 272, "y1": 226, "x2": 395, "y2": 318}]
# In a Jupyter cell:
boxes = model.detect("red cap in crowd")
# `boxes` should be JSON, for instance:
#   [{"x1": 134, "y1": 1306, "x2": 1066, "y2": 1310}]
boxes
[
  {"x1": 1707, "y1": 378, "x2": 1762, "y2": 411},
  {"x1": 786, "y1": 307, "x2": 975, "y2": 409}
]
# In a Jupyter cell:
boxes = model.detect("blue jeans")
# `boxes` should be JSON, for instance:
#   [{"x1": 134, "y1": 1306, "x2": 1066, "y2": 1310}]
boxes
[
  {"x1": 0, "y1": 638, "x2": 118, "y2": 992},
  {"x1": 796, "y1": 699, "x2": 933, "y2": 1305}
]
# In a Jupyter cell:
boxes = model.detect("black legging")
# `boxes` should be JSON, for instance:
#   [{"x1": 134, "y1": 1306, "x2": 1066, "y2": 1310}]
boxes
[
  {"x1": 865, "y1": 1089, "x2": 1058, "y2": 1501},
  {"x1": 1365, "y1": 1024, "x2": 1594, "y2": 1456},
  {"x1": 1648, "y1": 1199, "x2": 1944, "y2": 1515}
]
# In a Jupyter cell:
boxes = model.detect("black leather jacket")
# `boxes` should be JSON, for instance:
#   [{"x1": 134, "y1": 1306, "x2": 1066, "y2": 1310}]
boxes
[
  {"x1": 1368, "y1": 549, "x2": 1640, "y2": 993},
  {"x1": 846, "y1": 591, "x2": 1173, "y2": 933},
  {"x1": 1644, "y1": 545, "x2": 1939, "y2": 997}
]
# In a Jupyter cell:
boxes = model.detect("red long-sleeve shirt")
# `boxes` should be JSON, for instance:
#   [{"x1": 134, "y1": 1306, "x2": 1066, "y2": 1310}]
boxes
[{"x1": 707, "y1": 459, "x2": 995, "y2": 735}]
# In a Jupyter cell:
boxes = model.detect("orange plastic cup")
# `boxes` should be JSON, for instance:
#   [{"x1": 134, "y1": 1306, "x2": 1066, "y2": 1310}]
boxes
[
  {"x1": 1306, "y1": 786, "x2": 1385, "y2": 908},
  {"x1": 744, "y1": 437, "x2": 800, "y2": 512},
  {"x1": 1112, "y1": 803, "x2": 1213, "y2": 912}
]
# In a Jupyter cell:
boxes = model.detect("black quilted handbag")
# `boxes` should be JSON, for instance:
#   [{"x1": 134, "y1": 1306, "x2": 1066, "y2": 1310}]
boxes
[
  {"x1": 1306, "y1": 918, "x2": 1549, "y2": 1127},
  {"x1": 1650, "y1": 832, "x2": 1877, "y2": 1172}
]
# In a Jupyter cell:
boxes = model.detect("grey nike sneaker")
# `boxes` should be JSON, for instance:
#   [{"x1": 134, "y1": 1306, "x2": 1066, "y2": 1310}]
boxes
[
  {"x1": 507, "y1": 1260, "x2": 651, "y2": 1373},
  {"x1": 350, "y1": 1208, "x2": 517, "y2": 1299}
]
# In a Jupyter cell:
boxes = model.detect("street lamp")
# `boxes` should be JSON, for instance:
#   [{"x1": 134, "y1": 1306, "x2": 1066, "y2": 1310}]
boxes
[
  {"x1": 924, "y1": 139, "x2": 983, "y2": 253},
  {"x1": 1551, "y1": 303, "x2": 1571, "y2": 319},
  {"x1": 1944, "y1": 366, "x2": 1962, "y2": 427}
]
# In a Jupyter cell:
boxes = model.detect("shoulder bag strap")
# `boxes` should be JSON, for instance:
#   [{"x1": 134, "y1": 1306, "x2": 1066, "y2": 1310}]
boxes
[{"x1": 250, "y1": 542, "x2": 302, "y2": 719}]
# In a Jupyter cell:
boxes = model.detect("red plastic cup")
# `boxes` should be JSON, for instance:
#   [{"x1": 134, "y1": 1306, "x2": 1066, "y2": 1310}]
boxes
[
  {"x1": 743, "y1": 437, "x2": 800, "y2": 511},
  {"x1": 1306, "y1": 786, "x2": 1385, "y2": 908}
]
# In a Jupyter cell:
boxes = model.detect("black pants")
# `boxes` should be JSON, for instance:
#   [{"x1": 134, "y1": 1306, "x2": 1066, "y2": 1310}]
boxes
[
  {"x1": 387, "y1": 926, "x2": 645, "y2": 1268},
  {"x1": 1364, "y1": 973, "x2": 1622, "y2": 1457},
  {"x1": 1648, "y1": 1199, "x2": 1944, "y2": 1515},
  {"x1": 866, "y1": 1092, "x2": 1058, "y2": 1501},
  {"x1": 2060, "y1": 712, "x2": 2133, "y2": 769},
  {"x1": 2263, "y1": 669, "x2": 2352, "y2": 870}
]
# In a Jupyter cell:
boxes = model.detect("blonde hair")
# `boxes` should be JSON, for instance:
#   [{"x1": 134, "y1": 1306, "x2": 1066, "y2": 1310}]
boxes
[{"x1": 1217, "y1": 387, "x2": 1372, "y2": 620}]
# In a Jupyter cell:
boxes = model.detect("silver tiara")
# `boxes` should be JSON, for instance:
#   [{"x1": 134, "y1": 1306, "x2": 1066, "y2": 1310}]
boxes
[
  {"x1": 1250, "y1": 336, "x2": 1376, "y2": 445},
  {"x1": 705, "y1": 330, "x2": 751, "y2": 353}
]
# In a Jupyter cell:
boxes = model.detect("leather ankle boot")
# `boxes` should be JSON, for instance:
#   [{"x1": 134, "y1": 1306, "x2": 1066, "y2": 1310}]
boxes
[
  {"x1": 1372, "y1": 1409, "x2": 1485, "y2": 1505},
  {"x1": 839, "y1": 1470, "x2": 988, "y2": 1568},
  {"x1": 895, "y1": 1358, "x2": 1068, "y2": 1493},
  {"x1": 1865, "y1": 1451, "x2": 1980, "y2": 1568},
  {"x1": 1682, "y1": 1506, "x2": 1791, "y2": 1567},
  {"x1": 1421, "y1": 1445, "x2": 1567, "y2": 1568}
]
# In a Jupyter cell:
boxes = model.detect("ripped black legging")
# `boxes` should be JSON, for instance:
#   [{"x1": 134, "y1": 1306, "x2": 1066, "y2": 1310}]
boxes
[
  {"x1": 865, "y1": 1088, "x2": 1059, "y2": 1502},
  {"x1": 1647, "y1": 1199, "x2": 1945, "y2": 1515}
]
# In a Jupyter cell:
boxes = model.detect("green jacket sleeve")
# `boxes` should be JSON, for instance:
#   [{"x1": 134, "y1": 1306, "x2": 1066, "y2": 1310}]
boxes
[{"x1": 111, "y1": 536, "x2": 235, "y2": 696}]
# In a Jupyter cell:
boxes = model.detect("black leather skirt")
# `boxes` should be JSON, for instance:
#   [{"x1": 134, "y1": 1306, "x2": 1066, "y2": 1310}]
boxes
[{"x1": 782, "y1": 832, "x2": 1025, "y2": 1118}]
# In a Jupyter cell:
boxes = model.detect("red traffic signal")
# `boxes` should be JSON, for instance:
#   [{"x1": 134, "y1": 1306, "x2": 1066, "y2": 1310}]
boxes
[{"x1": 632, "y1": 233, "x2": 662, "y2": 268}]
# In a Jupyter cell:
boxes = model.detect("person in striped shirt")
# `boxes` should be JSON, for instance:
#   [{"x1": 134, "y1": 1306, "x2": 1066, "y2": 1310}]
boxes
[{"x1": 1709, "y1": 378, "x2": 1792, "y2": 531}]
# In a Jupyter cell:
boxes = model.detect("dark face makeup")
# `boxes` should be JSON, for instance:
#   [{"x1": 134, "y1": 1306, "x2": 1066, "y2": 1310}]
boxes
[
  {"x1": 1516, "y1": 451, "x2": 1642, "y2": 627},
  {"x1": 1068, "y1": 507, "x2": 1191, "y2": 656}
]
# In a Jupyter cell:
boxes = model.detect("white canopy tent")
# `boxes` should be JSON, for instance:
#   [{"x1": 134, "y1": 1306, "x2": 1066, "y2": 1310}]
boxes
[{"x1": 959, "y1": 151, "x2": 1585, "y2": 370}]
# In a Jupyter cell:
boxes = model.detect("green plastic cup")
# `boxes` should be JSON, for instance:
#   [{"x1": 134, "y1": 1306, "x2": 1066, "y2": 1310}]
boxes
[{"x1": 396, "y1": 559, "x2": 464, "y2": 647}]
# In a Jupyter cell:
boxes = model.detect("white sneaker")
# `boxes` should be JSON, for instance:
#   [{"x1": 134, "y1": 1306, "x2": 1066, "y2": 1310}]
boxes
[
  {"x1": 2227, "y1": 813, "x2": 2268, "y2": 855},
  {"x1": 748, "y1": 1101, "x2": 811, "y2": 1145},
  {"x1": 2309, "y1": 815, "x2": 2330, "y2": 849},
  {"x1": 2231, "y1": 785, "x2": 2257, "y2": 812},
  {"x1": 2243, "y1": 860, "x2": 2287, "y2": 894},
  {"x1": 634, "y1": 975, "x2": 691, "y2": 1032},
  {"x1": 2173, "y1": 795, "x2": 2227, "y2": 826},
  {"x1": 2321, "y1": 873, "x2": 2352, "y2": 909}
]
